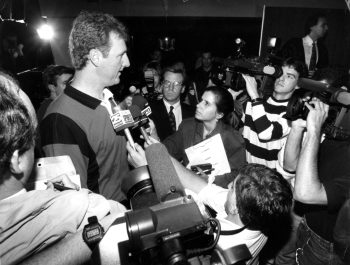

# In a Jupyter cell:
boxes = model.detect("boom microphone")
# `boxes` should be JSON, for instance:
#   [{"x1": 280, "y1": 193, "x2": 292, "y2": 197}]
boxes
[{"x1": 145, "y1": 143, "x2": 186, "y2": 202}]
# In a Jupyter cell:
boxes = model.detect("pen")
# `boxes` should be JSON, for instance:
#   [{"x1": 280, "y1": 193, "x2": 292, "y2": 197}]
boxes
[
  {"x1": 196, "y1": 168, "x2": 215, "y2": 175},
  {"x1": 52, "y1": 183, "x2": 74, "y2": 191},
  {"x1": 45, "y1": 182, "x2": 74, "y2": 191}
]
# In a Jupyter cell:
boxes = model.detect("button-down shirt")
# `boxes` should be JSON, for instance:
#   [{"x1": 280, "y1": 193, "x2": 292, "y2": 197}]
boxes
[
  {"x1": 303, "y1": 35, "x2": 318, "y2": 68},
  {"x1": 163, "y1": 99, "x2": 182, "y2": 130}
]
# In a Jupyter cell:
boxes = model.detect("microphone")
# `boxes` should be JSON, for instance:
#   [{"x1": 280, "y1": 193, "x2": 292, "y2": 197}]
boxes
[
  {"x1": 131, "y1": 95, "x2": 152, "y2": 117},
  {"x1": 129, "y1": 105, "x2": 150, "y2": 142},
  {"x1": 145, "y1": 143, "x2": 185, "y2": 202},
  {"x1": 297, "y1": 78, "x2": 338, "y2": 94},
  {"x1": 109, "y1": 108, "x2": 136, "y2": 149}
]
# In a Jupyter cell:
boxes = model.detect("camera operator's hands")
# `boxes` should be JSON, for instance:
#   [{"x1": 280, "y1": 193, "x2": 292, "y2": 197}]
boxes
[
  {"x1": 242, "y1": 74, "x2": 260, "y2": 100},
  {"x1": 291, "y1": 119, "x2": 307, "y2": 132},
  {"x1": 227, "y1": 88, "x2": 244, "y2": 100},
  {"x1": 126, "y1": 141, "x2": 148, "y2": 168},
  {"x1": 305, "y1": 98, "x2": 329, "y2": 135}
]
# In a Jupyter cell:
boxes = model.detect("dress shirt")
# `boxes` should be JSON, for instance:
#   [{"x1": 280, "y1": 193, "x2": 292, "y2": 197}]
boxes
[
  {"x1": 303, "y1": 35, "x2": 318, "y2": 69},
  {"x1": 163, "y1": 99, "x2": 182, "y2": 130}
]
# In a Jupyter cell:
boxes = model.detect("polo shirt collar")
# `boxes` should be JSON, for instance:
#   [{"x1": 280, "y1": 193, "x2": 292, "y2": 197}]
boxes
[{"x1": 64, "y1": 85, "x2": 101, "y2": 109}]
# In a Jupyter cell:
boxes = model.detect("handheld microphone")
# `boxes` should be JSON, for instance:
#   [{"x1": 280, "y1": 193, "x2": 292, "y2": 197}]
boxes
[
  {"x1": 145, "y1": 143, "x2": 186, "y2": 202},
  {"x1": 131, "y1": 95, "x2": 152, "y2": 117},
  {"x1": 110, "y1": 109, "x2": 135, "y2": 149},
  {"x1": 129, "y1": 105, "x2": 150, "y2": 142}
]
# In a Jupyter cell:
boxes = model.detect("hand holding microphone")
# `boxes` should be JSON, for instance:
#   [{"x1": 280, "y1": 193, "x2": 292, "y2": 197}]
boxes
[
  {"x1": 109, "y1": 107, "x2": 136, "y2": 150},
  {"x1": 126, "y1": 141, "x2": 148, "y2": 168},
  {"x1": 129, "y1": 105, "x2": 151, "y2": 143}
]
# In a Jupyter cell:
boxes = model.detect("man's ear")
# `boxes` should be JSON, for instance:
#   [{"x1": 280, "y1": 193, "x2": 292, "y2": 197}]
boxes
[
  {"x1": 216, "y1": 112, "x2": 224, "y2": 120},
  {"x1": 10, "y1": 150, "x2": 22, "y2": 175},
  {"x1": 89, "y1": 49, "x2": 101, "y2": 67},
  {"x1": 48, "y1": 84, "x2": 56, "y2": 93}
]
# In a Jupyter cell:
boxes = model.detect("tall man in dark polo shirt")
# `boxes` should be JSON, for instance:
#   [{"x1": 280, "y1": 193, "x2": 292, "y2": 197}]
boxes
[
  {"x1": 149, "y1": 67, "x2": 195, "y2": 141},
  {"x1": 40, "y1": 11, "x2": 130, "y2": 202}
]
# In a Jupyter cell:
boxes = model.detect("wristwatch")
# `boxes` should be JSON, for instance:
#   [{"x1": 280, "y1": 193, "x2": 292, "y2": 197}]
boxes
[
  {"x1": 251, "y1": 97, "x2": 263, "y2": 104},
  {"x1": 82, "y1": 216, "x2": 105, "y2": 251}
]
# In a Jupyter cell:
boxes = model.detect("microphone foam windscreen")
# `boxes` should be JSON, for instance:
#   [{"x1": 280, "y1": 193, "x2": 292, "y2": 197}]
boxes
[
  {"x1": 145, "y1": 143, "x2": 185, "y2": 202},
  {"x1": 129, "y1": 104, "x2": 142, "y2": 119}
]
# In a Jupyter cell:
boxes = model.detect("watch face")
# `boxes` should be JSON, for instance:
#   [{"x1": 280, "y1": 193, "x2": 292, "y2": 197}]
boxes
[{"x1": 87, "y1": 227, "x2": 101, "y2": 238}]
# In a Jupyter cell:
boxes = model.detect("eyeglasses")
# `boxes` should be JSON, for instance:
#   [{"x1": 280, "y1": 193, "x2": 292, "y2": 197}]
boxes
[{"x1": 162, "y1": 80, "x2": 183, "y2": 90}]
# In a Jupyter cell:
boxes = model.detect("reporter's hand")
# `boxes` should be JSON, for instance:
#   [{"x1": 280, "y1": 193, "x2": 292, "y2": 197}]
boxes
[
  {"x1": 126, "y1": 141, "x2": 147, "y2": 168},
  {"x1": 46, "y1": 174, "x2": 80, "y2": 191},
  {"x1": 144, "y1": 118, "x2": 160, "y2": 144},
  {"x1": 242, "y1": 74, "x2": 260, "y2": 100},
  {"x1": 144, "y1": 136, "x2": 160, "y2": 148},
  {"x1": 305, "y1": 98, "x2": 329, "y2": 135}
]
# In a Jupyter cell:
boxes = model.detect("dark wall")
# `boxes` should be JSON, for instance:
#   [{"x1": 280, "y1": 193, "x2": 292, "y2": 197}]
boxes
[{"x1": 119, "y1": 16, "x2": 262, "y2": 68}]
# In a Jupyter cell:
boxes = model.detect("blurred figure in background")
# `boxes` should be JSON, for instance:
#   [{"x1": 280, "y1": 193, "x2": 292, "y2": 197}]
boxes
[{"x1": 36, "y1": 65, "x2": 74, "y2": 123}]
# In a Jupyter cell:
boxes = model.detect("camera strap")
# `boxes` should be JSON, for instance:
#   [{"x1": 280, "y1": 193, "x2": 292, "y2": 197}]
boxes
[{"x1": 219, "y1": 225, "x2": 247, "y2": 236}]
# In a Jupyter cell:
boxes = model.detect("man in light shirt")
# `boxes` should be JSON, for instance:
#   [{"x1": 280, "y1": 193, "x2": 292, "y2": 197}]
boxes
[{"x1": 279, "y1": 13, "x2": 329, "y2": 77}]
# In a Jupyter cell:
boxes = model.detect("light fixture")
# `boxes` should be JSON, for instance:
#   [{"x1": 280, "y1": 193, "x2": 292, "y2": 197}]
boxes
[
  {"x1": 159, "y1": 36, "x2": 175, "y2": 51},
  {"x1": 36, "y1": 23, "x2": 54, "y2": 40}
]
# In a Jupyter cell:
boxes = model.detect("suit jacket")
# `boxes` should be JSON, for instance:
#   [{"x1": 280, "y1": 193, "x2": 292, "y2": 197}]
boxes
[
  {"x1": 149, "y1": 100, "x2": 195, "y2": 141},
  {"x1": 278, "y1": 37, "x2": 329, "y2": 70}
]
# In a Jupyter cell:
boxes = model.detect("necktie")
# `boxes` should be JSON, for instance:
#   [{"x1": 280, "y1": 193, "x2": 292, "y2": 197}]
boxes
[
  {"x1": 309, "y1": 42, "x2": 317, "y2": 72},
  {"x1": 168, "y1": 106, "x2": 176, "y2": 133}
]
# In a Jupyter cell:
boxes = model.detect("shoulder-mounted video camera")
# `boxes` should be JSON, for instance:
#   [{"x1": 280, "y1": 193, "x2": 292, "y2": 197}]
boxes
[
  {"x1": 211, "y1": 38, "x2": 283, "y2": 91},
  {"x1": 118, "y1": 144, "x2": 220, "y2": 265},
  {"x1": 285, "y1": 75, "x2": 350, "y2": 141}
]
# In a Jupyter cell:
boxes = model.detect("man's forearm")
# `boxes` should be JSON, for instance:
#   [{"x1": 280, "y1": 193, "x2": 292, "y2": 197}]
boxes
[
  {"x1": 294, "y1": 131, "x2": 327, "y2": 204},
  {"x1": 19, "y1": 213, "x2": 121, "y2": 265},
  {"x1": 283, "y1": 127, "x2": 304, "y2": 172},
  {"x1": 171, "y1": 157, "x2": 207, "y2": 194}
]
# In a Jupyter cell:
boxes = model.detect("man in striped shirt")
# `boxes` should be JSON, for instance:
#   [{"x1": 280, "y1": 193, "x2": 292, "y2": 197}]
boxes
[{"x1": 241, "y1": 58, "x2": 306, "y2": 170}]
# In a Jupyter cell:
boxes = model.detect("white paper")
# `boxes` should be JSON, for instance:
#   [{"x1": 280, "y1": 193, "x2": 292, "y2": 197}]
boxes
[
  {"x1": 185, "y1": 134, "x2": 230, "y2": 183},
  {"x1": 30, "y1": 155, "x2": 81, "y2": 190}
]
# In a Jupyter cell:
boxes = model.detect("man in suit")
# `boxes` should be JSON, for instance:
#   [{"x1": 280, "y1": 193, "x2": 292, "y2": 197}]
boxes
[
  {"x1": 149, "y1": 67, "x2": 195, "y2": 141},
  {"x1": 279, "y1": 13, "x2": 329, "y2": 77}
]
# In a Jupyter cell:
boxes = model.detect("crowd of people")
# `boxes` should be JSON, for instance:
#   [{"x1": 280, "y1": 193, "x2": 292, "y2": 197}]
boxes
[{"x1": 0, "y1": 9, "x2": 349, "y2": 265}]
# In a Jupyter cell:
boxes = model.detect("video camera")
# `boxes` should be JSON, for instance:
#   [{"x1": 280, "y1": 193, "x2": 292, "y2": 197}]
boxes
[
  {"x1": 211, "y1": 38, "x2": 283, "y2": 91},
  {"x1": 284, "y1": 71, "x2": 350, "y2": 141},
  {"x1": 118, "y1": 143, "x2": 219, "y2": 265}
]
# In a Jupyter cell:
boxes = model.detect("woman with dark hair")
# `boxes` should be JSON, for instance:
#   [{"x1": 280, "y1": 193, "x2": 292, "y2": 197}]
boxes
[{"x1": 163, "y1": 86, "x2": 246, "y2": 185}]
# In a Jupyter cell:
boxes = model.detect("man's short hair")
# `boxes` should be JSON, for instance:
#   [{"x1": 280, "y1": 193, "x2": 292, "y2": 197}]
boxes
[
  {"x1": 161, "y1": 66, "x2": 186, "y2": 82},
  {"x1": 304, "y1": 13, "x2": 327, "y2": 35},
  {"x1": 69, "y1": 10, "x2": 128, "y2": 70},
  {"x1": 42, "y1": 65, "x2": 74, "y2": 88},
  {"x1": 0, "y1": 86, "x2": 36, "y2": 177},
  {"x1": 282, "y1": 57, "x2": 308, "y2": 78},
  {"x1": 234, "y1": 164, "x2": 293, "y2": 235}
]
